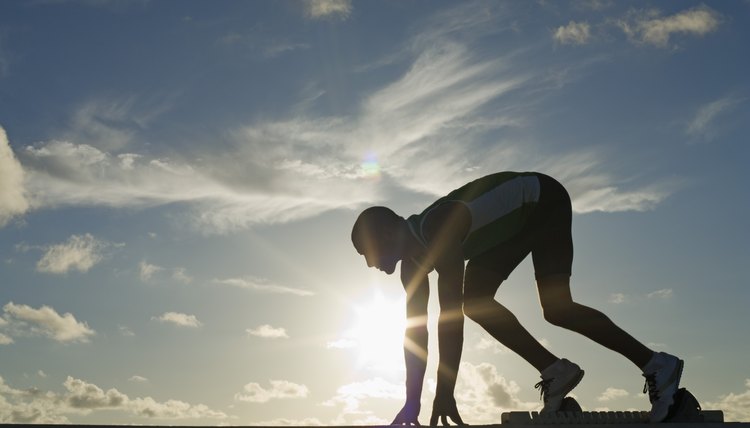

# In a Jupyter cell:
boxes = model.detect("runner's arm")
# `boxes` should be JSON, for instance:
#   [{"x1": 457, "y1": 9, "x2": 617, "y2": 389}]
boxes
[
  {"x1": 423, "y1": 202, "x2": 469, "y2": 425},
  {"x1": 392, "y1": 259, "x2": 430, "y2": 425}
]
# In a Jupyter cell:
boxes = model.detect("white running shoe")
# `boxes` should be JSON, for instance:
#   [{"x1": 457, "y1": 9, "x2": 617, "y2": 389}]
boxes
[
  {"x1": 641, "y1": 352, "x2": 684, "y2": 422},
  {"x1": 536, "y1": 358, "x2": 585, "y2": 413}
]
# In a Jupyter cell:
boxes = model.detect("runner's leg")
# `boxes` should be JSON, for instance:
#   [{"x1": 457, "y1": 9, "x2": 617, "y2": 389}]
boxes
[
  {"x1": 464, "y1": 263, "x2": 558, "y2": 372},
  {"x1": 536, "y1": 276, "x2": 653, "y2": 368}
]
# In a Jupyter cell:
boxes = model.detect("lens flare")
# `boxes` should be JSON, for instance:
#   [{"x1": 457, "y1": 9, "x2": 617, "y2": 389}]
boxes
[{"x1": 361, "y1": 152, "x2": 381, "y2": 179}]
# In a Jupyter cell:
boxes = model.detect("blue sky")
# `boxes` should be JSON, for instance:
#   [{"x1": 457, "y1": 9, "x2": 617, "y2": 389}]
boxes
[{"x1": 1, "y1": 0, "x2": 749, "y2": 425}]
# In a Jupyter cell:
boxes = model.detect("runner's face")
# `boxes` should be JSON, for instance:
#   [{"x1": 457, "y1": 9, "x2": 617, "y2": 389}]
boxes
[{"x1": 360, "y1": 241, "x2": 399, "y2": 275}]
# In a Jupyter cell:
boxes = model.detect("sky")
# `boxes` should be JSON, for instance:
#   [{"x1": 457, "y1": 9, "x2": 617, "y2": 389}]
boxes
[{"x1": 1, "y1": 0, "x2": 749, "y2": 425}]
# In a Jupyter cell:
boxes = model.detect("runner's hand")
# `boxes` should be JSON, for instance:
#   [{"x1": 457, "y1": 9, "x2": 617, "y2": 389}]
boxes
[
  {"x1": 430, "y1": 393, "x2": 466, "y2": 426},
  {"x1": 392, "y1": 400, "x2": 421, "y2": 425}
]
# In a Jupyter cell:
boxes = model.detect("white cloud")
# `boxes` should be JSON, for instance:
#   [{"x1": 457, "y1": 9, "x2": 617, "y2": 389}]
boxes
[
  {"x1": 36, "y1": 234, "x2": 110, "y2": 274},
  {"x1": 647, "y1": 288, "x2": 673, "y2": 299},
  {"x1": 235, "y1": 380, "x2": 309, "y2": 403},
  {"x1": 553, "y1": 21, "x2": 591, "y2": 45},
  {"x1": 0, "y1": 126, "x2": 29, "y2": 227},
  {"x1": 37, "y1": 371, "x2": 47, "y2": 378},
  {"x1": 127, "y1": 396, "x2": 227, "y2": 420},
  {"x1": 128, "y1": 376, "x2": 148, "y2": 383},
  {"x1": 617, "y1": 6, "x2": 720, "y2": 48},
  {"x1": 65, "y1": 376, "x2": 128, "y2": 409},
  {"x1": 304, "y1": 0, "x2": 351, "y2": 20},
  {"x1": 706, "y1": 379, "x2": 750, "y2": 422},
  {"x1": 214, "y1": 277, "x2": 314, "y2": 296},
  {"x1": 597, "y1": 387, "x2": 629, "y2": 402},
  {"x1": 0, "y1": 333, "x2": 13, "y2": 345},
  {"x1": 171, "y1": 268, "x2": 193, "y2": 284},
  {"x1": 686, "y1": 95, "x2": 746, "y2": 140},
  {"x1": 118, "y1": 325, "x2": 135, "y2": 337},
  {"x1": 453, "y1": 362, "x2": 537, "y2": 424},
  {"x1": 609, "y1": 293, "x2": 627, "y2": 304},
  {"x1": 247, "y1": 324, "x2": 289, "y2": 339},
  {"x1": 2, "y1": 302, "x2": 95, "y2": 343},
  {"x1": 139, "y1": 261, "x2": 163, "y2": 281},
  {"x1": 0, "y1": 375, "x2": 227, "y2": 423},
  {"x1": 152, "y1": 312, "x2": 202, "y2": 328}
]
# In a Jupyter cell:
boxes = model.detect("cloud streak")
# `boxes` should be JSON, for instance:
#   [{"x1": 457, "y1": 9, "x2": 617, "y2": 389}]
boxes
[
  {"x1": 554, "y1": 21, "x2": 591, "y2": 45},
  {"x1": 214, "y1": 277, "x2": 314, "y2": 296},
  {"x1": 5, "y1": 3, "x2": 678, "y2": 233},
  {"x1": 687, "y1": 94, "x2": 746, "y2": 141},
  {"x1": 247, "y1": 324, "x2": 289, "y2": 339},
  {"x1": 152, "y1": 312, "x2": 202, "y2": 328},
  {"x1": 617, "y1": 6, "x2": 721, "y2": 48}
]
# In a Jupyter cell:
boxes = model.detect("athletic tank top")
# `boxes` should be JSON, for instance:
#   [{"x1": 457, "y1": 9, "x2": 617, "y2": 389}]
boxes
[{"x1": 406, "y1": 172, "x2": 540, "y2": 259}]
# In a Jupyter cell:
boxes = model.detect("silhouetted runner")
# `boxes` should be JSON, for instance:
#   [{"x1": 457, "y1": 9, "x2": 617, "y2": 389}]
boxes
[{"x1": 351, "y1": 171, "x2": 683, "y2": 425}]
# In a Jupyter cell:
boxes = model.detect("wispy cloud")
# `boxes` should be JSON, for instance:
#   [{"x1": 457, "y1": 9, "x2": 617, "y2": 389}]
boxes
[
  {"x1": 0, "y1": 375, "x2": 227, "y2": 424},
  {"x1": 617, "y1": 6, "x2": 721, "y2": 48},
  {"x1": 7, "y1": 3, "x2": 678, "y2": 232},
  {"x1": 118, "y1": 325, "x2": 135, "y2": 337},
  {"x1": 171, "y1": 268, "x2": 193, "y2": 284},
  {"x1": 65, "y1": 97, "x2": 171, "y2": 151},
  {"x1": 686, "y1": 94, "x2": 746, "y2": 141},
  {"x1": 0, "y1": 126, "x2": 28, "y2": 227},
  {"x1": 247, "y1": 324, "x2": 289, "y2": 339},
  {"x1": 609, "y1": 293, "x2": 627, "y2": 304},
  {"x1": 553, "y1": 21, "x2": 591, "y2": 45},
  {"x1": 33, "y1": 234, "x2": 112, "y2": 274},
  {"x1": 597, "y1": 387, "x2": 629, "y2": 402},
  {"x1": 647, "y1": 288, "x2": 673, "y2": 299},
  {"x1": 219, "y1": 32, "x2": 310, "y2": 59},
  {"x1": 151, "y1": 312, "x2": 202, "y2": 328},
  {"x1": 214, "y1": 277, "x2": 314, "y2": 296},
  {"x1": 139, "y1": 261, "x2": 163, "y2": 281},
  {"x1": 1, "y1": 302, "x2": 95, "y2": 343},
  {"x1": 235, "y1": 380, "x2": 309, "y2": 403},
  {"x1": 304, "y1": 0, "x2": 351, "y2": 20},
  {"x1": 128, "y1": 375, "x2": 148, "y2": 383},
  {"x1": 706, "y1": 379, "x2": 750, "y2": 422}
]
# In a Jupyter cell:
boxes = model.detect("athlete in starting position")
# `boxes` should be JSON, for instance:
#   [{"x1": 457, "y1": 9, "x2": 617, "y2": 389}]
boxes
[{"x1": 351, "y1": 171, "x2": 683, "y2": 425}]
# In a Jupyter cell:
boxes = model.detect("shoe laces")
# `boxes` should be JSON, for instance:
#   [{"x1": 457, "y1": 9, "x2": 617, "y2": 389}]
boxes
[
  {"x1": 535, "y1": 378, "x2": 552, "y2": 402},
  {"x1": 643, "y1": 372, "x2": 659, "y2": 403}
]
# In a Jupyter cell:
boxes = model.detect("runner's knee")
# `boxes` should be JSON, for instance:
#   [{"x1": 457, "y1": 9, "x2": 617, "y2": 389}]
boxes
[
  {"x1": 542, "y1": 301, "x2": 577, "y2": 327},
  {"x1": 463, "y1": 297, "x2": 492, "y2": 322}
]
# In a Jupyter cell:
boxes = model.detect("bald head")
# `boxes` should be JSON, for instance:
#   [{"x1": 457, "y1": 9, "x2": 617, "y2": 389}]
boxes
[{"x1": 351, "y1": 206, "x2": 405, "y2": 274}]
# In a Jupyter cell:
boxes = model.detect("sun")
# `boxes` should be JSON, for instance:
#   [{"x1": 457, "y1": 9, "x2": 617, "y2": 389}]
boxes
[{"x1": 338, "y1": 291, "x2": 407, "y2": 371}]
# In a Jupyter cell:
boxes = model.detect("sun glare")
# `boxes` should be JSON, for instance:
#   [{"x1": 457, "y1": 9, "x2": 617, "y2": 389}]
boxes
[{"x1": 339, "y1": 291, "x2": 406, "y2": 371}]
